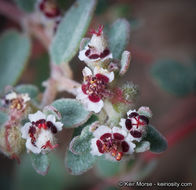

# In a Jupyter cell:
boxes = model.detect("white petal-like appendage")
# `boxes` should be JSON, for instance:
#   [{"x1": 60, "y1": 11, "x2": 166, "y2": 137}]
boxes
[
  {"x1": 93, "y1": 125, "x2": 112, "y2": 138},
  {"x1": 127, "y1": 109, "x2": 137, "y2": 116},
  {"x1": 127, "y1": 133, "x2": 142, "y2": 142},
  {"x1": 82, "y1": 67, "x2": 92, "y2": 77},
  {"x1": 28, "y1": 111, "x2": 46, "y2": 122},
  {"x1": 119, "y1": 118, "x2": 126, "y2": 130},
  {"x1": 86, "y1": 99, "x2": 104, "y2": 113},
  {"x1": 5, "y1": 92, "x2": 17, "y2": 100},
  {"x1": 47, "y1": 114, "x2": 56, "y2": 124},
  {"x1": 112, "y1": 126, "x2": 127, "y2": 137},
  {"x1": 26, "y1": 138, "x2": 41, "y2": 154},
  {"x1": 21, "y1": 122, "x2": 31, "y2": 139},
  {"x1": 90, "y1": 138, "x2": 102, "y2": 156},
  {"x1": 55, "y1": 122, "x2": 63, "y2": 131},
  {"x1": 124, "y1": 136, "x2": 136, "y2": 154},
  {"x1": 22, "y1": 93, "x2": 30, "y2": 103}
]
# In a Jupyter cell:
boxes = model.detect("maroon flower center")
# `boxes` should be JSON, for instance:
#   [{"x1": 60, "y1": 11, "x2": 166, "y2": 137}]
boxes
[
  {"x1": 39, "y1": 0, "x2": 60, "y2": 18},
  {"x1": 126, "y1": 113, "x2": 149, "y2": 138},
  {"x1": 96, "y1": 132, "x2": 129, "y2": 161},
  {"x1": 29, "y1": 119, "x2": 57, "y2": 147},
  {"x1": 85, "y1": 48, "x2": 110, "y2": 60},
  {"x1": 82, "y1": 74, "x2": 110, "y2": 103}
]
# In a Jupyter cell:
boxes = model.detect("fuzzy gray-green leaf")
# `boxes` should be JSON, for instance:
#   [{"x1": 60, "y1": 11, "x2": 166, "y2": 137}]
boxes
[
  {"x1": 108, "y1": 19, "x2": 130, "y2": 59},
  {"x1": 50, "y1": 0, "x2": 97, "y2": 65},
  {"x1": 30, "y1": 153, "x2": 50, "y2": 176},
  {"x1": 151, "y1": 60, "x2": 195, "y2": 96},
  {"x1": 14, "y1": 0, "x2": 37, "y2": 13},
  {"x1": 0, "y1": 30, "x2": 31, "y2": 92},
  {"x1": 15, "y1": 84, "x2": 39, "y2": 99},
  {"x1": 119, "y1": 50, "x2": 131, "y2": 75},
  {"x1": 65, "y1": 149, "x2": 96, "y2": 175},
  {"x1": 0, "y1": 111, "x2": 8, "y2": 126},
  {"x1": 51, "y1": 98, "x2": 91, "y2": 128},
  {"x1": 144, "y1": 125, "x2": 167, "y2": 153}
]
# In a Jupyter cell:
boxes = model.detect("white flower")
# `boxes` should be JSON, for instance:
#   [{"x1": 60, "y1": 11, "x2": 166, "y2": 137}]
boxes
[
  {"x1": 76, "y1": 67, "x2": 114, "y2": 113},
  {"x1": 78, "y1": 25, "x2": 112, "y2": 65},
  {"x1": 90, "y1": 125, "x2": 136, "y2": 161},
  {"x1": 120, "y1": 107, "x2": 152, "y2": 142},
  {"x1": 4, "y1": 91, "x2": 30, "y2": 111},
  {"x1": 21, "y1": 111, "x2": 63, "y2": 154}
]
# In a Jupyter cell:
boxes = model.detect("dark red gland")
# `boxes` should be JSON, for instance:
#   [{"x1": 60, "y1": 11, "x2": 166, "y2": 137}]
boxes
[
  {"x1": 96, "y1": 140, "x2": 104, "y2": 153},
  {"x1": 29, "y1": 126, "x2": 36, "y2": 134},
  {"x1": 46, "y1": 121, "x2": 57, "y2": 133},
  {"x1": 125, "y1": 119, "x2": 132, "y2": 130},
  {"x1": 121, "y1": 141, "x2": 129, "y2": 152},
  {"x1": 113, "y1": 133, "x2": 124, "y2": 141},
  {"x1": 89, "y1": 54, "x2": 100, "y2": 59},
  {"x1": 100, "y1": 133, "x2": 112, "y2": 142},
  {"x1": 139, "y1": 115, "x2": 149, "y2": 125},
  {"x1": 129, "y1": 112, "x2": 138, "y2": 118},
  {"x1": 88, "y1": 93, "x2": 101, "y2": 103},
  {"x1": 95, "y1": 73, "x2": 109, "y2": 83},
  {"x1": 100, "y1": 49, "x2": 110, "y2": 58},
  {"x1": 85, "y1": 49, "x2": 91, "y2": 56},
  {"x1": 130, "y1": 130, "x2": 142, "y2": 138}
]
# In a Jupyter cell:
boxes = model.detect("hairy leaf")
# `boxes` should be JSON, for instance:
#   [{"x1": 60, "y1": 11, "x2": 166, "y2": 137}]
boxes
[
  {"x1": 151, "y1": 60, "x2": 195, "y2": 96},
  {"x1": 144, "y1": 125, "x2": 167, "y2": 153},
  {"x1": 14, "y1": 0, "x2": 37, "y2": 13},
  {"x1": 15, "y1": 84, "x2": 39, "y2": 99},
  {"x1": 30, "y1": 153, "x2": 50, "y2": 176},
  {"x1": 108, "y1": 19, "x2": 130, "y2": 59},
  {"x1": 51, "y1": 98, "x2": 91, "y2": 128},
  {"x1": 0, "y1": 30, "x2": 31, "y2": 92},
  {"x1": 50, "y1": 0, "x2": 97, "y2": 65},
  {"x1": 119, "y1": 50, "x2": 131, "y2": 75}
]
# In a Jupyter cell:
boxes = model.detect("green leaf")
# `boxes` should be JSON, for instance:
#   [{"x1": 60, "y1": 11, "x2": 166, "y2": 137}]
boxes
[
  {"x1": 30, "y1": 153, "x2": 50, "y2": 176},
  {"x1": 14, "y1": 0, "x2": 37, "y2": 13},
  {"x1": 144, "y1": 125, "x2": 167, "y2": 153},
  {"x1": 15, "y1": 84, "x2": 39, "y2": 99},
  {"x1": 108, "y1": 19, "x2": 130, "y2": 59},
  {"x1": 151, "y1": 60, "x2": 195, "y2": 96},
  {"x1": 119, "y1": 50, "x2": 131, "y2": 76},
  {"x1": 95, "y1": 157, "x2": 121, "y2": 177},
  {"x1": 0, "y1": 30, "x2": 31, "y2": 92},
  {"x1": 14, "y1": 154, "x2": 66, "y2": 190},
  {"x1": 65, "y1": 149, "x2": 97, "y2": 175},
  {"x1": 0, "y1": 111, "x2": 8, "y2": 126},
  {"x1": 70, "y1": 121, "x2": 96, "y2": 154},
  {"x1": 51, "y1": 98, "x2": 91, "y2": 128},
  {"x1": 50, "y1": 0, "x2": 97, "y2": 65}
]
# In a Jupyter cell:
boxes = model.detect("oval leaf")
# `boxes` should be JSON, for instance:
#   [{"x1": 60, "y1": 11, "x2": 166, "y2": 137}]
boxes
[
  {"x1": 15, "y1": 84, "x2": 39, "y2": 99},
  {"x1": 0, "y1": 30, "x2": 31, "y2": 91},
  {"x1": 151, "y1": 60, "x2": 194, "y2": 96},
  {"x1": 50, "y1": 0, "x2": 97, "y2": 65},
  {"x1": 51, "y1": 98, "x2": 91, "y2": 128},
  {"x1": 65, "y1": 149, "x2": 96, "y2": 175},
  {"x1": 119, "y1": 50, "x2": 131, "y2": 76},
  {"x1": 14, "y1": 0, "x2": 37, "y2": 13},
  {"x1": 30, "y1": 153, "x2": 50, "y2": 176},
  {"x1": 108, "y1": 19, "x2": 130, "y2": 59},
  {"x1": 144, "y1": 125, "x2": 168, "y2": 153}
]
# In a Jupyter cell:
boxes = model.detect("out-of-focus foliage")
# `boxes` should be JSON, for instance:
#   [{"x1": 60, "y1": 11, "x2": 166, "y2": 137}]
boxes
[{"x1": 0, "y1": 30, "x2": 31, "y2": 91}]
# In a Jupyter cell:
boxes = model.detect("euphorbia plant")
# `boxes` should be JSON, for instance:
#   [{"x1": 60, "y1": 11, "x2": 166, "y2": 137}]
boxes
[{"x1": 0, "y1": 0, "x2": 167, "y2": 177}]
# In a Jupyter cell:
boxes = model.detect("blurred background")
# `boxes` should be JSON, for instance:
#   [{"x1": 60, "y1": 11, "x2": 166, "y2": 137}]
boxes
[{"x1": 0, "y1": 0, "x2": 196, "y2": 189}]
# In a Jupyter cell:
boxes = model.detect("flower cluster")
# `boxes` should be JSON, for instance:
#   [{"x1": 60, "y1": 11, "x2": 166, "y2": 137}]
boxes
[
  {"x1": 77, "y1": 26, "x2": 117, "y2": 113},
  {"x1": 2, "y1": 91, "x2": 30, "y2": 111},
  {"x1": 35, "y1": 0, "x2": 61, "y2": 37},
  {"x1": 21, "y1": 111, "x2": 63, "y2": 154},
  {"x1": 90, "y1": 107, "x2": 152, "y2": 161}
]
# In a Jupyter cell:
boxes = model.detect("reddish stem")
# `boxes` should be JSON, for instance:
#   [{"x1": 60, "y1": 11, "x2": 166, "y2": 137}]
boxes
[
  {"x1": 5, "y1": 124, "x2": 11, "y2": 152},
  {"x1": 143, "y1": 118, "x2": 196, "y2": 162}
]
